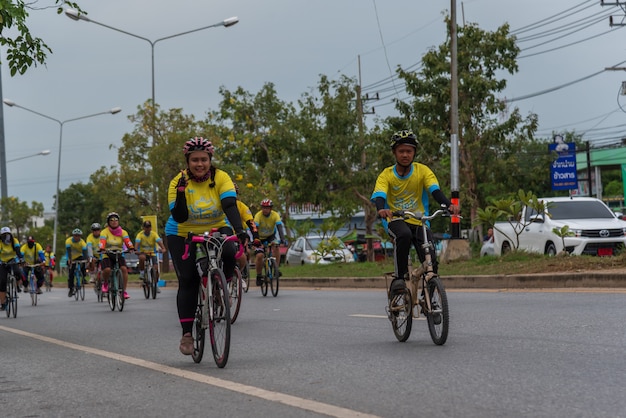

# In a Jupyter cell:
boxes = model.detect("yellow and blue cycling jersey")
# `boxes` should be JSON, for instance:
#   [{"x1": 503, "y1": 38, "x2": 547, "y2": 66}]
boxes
[
  {"x1": 99, "y1": 227, "x2": 133, "y2": 257},
  {"x1": 44, "y1": 250, "x2": 55, "y2": 268},
  {"x1": 86, "y1": 233, "x2": 101, "y2": 258},
  {"x1": 254, "y1": 210, "x2": 283, "y2": 240},
  {"x1": 65, "y1": 237, "x2": 88, "y2": 261},
  {"x1": 135, "y1": 230, "x2": 162, "y2": 254},
  {"x1": 165, "y1": 169, "x2": 237, "y2": 237},
  {"x1": 0, "y1": 238, "x2": 20, "y2": 263},
  {"x1": 370, "y1": 162, "x2": 441, "y2": 227},
  {"x1": 20, "y1": 243, "x2": 45, "y2": 264}
]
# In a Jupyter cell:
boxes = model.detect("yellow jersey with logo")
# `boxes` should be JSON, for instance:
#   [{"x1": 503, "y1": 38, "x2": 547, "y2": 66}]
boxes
[
  {"x1": 254, "y1": 210, "x2": 283, "y2": 240},
  {"x1": 99, "y1": 227, "x2": 133, "y2": 258},
  {"x1": 371, "y1": 162, "x2": 441, "y2": 226},
  {"x1": 135, "y1": 230, "x2": 162, "y2": 254},
  {"x1": 20, "y1": 243, "x2": 44, "y2": 264},
  {"x1": 165, "y1": 169, "x2": 237, "y2": 237},
  {"x1": 86, "y1": 233, "x2": 101, "y2": 257},
  {"x1": 65, "y1": 237, "x2": 87, "y2": 261},
  {"x1": 0, "y1": 238, "x2": 20, "y2": 263}
]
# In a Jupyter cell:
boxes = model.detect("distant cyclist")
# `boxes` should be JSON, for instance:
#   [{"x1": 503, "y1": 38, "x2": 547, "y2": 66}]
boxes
[
  {"x1": 233, "y1": 182, "x2": 259, "y2": 288},
  {"x1": 99, "y1": 212, "x2": 135, "y2": 300},
  {"x1": 65, "y1": 228, "x2": 88, "y2": 297},
  {"x1": 253, "y1": 199, "x2": 286, "y2": 286},
  {"x1": 86, "y1": 223, "x2": 102, "y2": 283},
  {"x1": 371, "y1": 130, "x2": 459, "y2": 297},
  {"x1": 43, "y1": 244, "x2": 55, "y2": 287},
  {"x1": 135, "y1": 220, "x2": 166, "y2": 285},
  {"x1": 20, "y1": 235, "x2": 45, "y2": 294},
  {"x1": 0, "y1": 227, "x2": 22, "y2": 311}
]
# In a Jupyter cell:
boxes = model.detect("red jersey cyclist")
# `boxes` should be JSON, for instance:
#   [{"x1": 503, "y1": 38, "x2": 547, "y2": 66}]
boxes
[{"x1": 253, "y1": 199, "x2": 286, "y2": 286}]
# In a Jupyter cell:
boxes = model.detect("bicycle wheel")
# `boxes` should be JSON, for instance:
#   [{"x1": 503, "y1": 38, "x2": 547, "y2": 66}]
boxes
[
  {"x1": 209, "y1": 269, "x2": 230, "y2": 368},
  {"x1": 115, "y1": 269, "x2": 125, "y2": 312},
  {"x1": 269, "y1": 259, "x2": 279, "y2": 297},
  {"x1": 425, "y1": 276, "x2": 449, "y2": 346},
  {"x1": 44, "y1": 269, "x2": 51, "y2": 292},
  {"x1": 150, "y1": 266, "x2": 158, "y2": 300},
  {"x1": 229, "y1": 266, "x2": 243, "y2": 324},
  {"x1": 95, "y1": 279, "x2": 103, "y2": 302},
  {"x1": 389, "y1": 289, "x2": 412, "y2": 342},
  {"x1": 74, "y1": 269, "x2": 82, "y2": 301},
  {"x1": 241, "y1": 262, "x2": 249, "y2": 293},
  {"x1": 260, "y1": 260, "x2": 269, "y2": 297},
  {"x1": 78, "y1": 269, "x2": 86, "y2": 301},
  {"x1": 191, "y1": 289, "x2": 205, "y2": 364},
  {"x1": 107, "y1": 275, "x2": 116, "y2": 311},
  {"x1": 30, "y1": 274, "x2": 37, "y2": 306},
  {"x1": 8, "y1": 275, "x2": 17, "y2": 318},
  {"x1": 142, "y1": 268, "x2": 151, "y2": 299}
]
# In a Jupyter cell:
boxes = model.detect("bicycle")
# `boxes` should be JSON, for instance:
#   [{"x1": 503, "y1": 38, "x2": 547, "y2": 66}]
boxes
[
  {"x1": 259, "y1": 243, "x2": 279, "y2": 297},
  {"x1": 2, "y1": 260, "x2": 19, "y2": 318},
  {"x1": 182, "y1": 231, "x2": 243, "y2": 367},
  {"x1": 43, "y1": 266, "x2": 52, "y2": 292},
  {"x1": 24, "y1": 264, "x2": 41, "y2": 306},
  {"x1": 229, "y1": 265, "x2": 243, "y2": 324},
  {"x1": 70, "y1": 260, "x2": 87, "y2": 301},
  {"x1": 385, "y1": 207, "x2": 452, "y2": 345},
  {"x1": 91, "y1": 260, "x2": 104, "y2": 302},
  {"x1": 102, "y1": 250, "x2": 127, "y2": 312},
  {"x1": 240, "y1": 248, "x2": 250, "y2": 293},
  {"x1": 141, "y1": 253, "x2": 159, "y2": 300}
]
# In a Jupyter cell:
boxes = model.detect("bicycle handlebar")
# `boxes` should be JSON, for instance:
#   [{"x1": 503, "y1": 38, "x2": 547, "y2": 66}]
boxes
[
  {"x1": 391, "y1": 205, "x2": 462, "y2": 223},
  {"x1": 182, "y1": 232, "x2": 244, "y2": 261}
]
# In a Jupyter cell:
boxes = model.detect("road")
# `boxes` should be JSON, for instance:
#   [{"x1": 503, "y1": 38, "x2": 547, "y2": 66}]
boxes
[{"x1": 1, "y1": 286, "x2": 625, "y2": 417}]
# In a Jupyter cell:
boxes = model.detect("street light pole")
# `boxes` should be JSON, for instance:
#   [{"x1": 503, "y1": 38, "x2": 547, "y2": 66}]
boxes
[
  {"x1": 2, "y1": 99, "x2": 121, "y2": 256},
  {"x1": 7, "y1": 149, "x2": 51, "y2": 163}
]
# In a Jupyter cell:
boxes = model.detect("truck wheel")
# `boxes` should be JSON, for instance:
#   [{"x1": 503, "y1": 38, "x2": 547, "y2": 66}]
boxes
[
  {"x1": 545, "y1": 242, "x2": 557, "y2": 256},
  {"x1": 501, "y1": 242, "x2": 511, "y2": 254}
]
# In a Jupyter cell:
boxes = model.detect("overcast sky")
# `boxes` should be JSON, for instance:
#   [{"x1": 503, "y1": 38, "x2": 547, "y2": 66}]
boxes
[{"x1": 1, "y1": 0, "x2": 625, "y2": 213}]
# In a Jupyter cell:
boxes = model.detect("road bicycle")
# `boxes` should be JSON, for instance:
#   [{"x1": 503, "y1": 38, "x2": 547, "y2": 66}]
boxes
[
  {"x1": 229, "y1": 265, "x2": 243, "y2": 324},
  {"x1": 182, "y1": 231, "x2": 243, "y2": 367},
  {"x1": 259, "y1": 243, "x2": 279, "y2": 297},
  {"x1": 141, "y1": 252, "x2": 159, "y2": 300},
  {"x1": 102, "y1": 250, "x2": 127, "y2": 312},
  {"x1": 24, "y1": 264, "x2": 41, "y2": 306},
  {"x1": 70, "y1": 260, "x2": 88, "y2": 301},
  {"x1": 385, "y1": 206, "x2": 452, "y2": 345},
  {"x1": 2, "y1": 260, "x2": 19, "y2": 318},
  {"x1": 43, "y1": 266, "x2": 52, "y2": 292},
  {"x1": 91, "y1": 260, "x2": 104, "y2": 302}
]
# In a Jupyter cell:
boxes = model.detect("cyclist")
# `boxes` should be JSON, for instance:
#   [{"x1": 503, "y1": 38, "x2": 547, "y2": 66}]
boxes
[
  {"x1": 66, "y1": 229, "x2": 88, "y2": 297},
  {"x1": 86, "y1": 223, "x2": 102, "y2": 283},
  {"x1": 253, "y1": 199, "x2": 286, "y2": 286},
  {"x1": 371, "y1": 130, "x2": 459, "y2": 297},
  {"x1": 43, "y1": 244, "x2": 55, "y2": 287},
  {"x1": 0, "y1": 227, "x2": 22, "y2": 311},
  {"x1": 99, "y1": 212, "x2": 135, "y2": 300},
  {"x1": 233, "y1": 182, "x2": 259, "y2": 290},
  {"x1": 165, "y1": 137, "x2": 247, "y2": 356},
  {"x1": 135, "y1": 220, "x2": 166, "y2": 286},
  {"x1": 20, "y1": 236, "x2": 45, "y2": 294}
]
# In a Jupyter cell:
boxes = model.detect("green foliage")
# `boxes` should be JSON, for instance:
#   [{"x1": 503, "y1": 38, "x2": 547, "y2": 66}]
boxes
[
  {"x1": 0, "y1": 1, "x2": 84, "y2": 75},
  {"x1": 0, "y1": 196, "x2": 44, "y2": 241},
  {"x1": 551, "y1": 225, "x2": 574, "y2": 254}
]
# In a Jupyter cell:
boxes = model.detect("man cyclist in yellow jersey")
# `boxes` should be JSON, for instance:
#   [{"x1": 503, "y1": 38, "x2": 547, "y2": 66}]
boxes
[
  {"x1": 0, "y1": 227, "x2": 23, "y2": 311},
  {"x1": 20, "y1": 236, "x2": 45, "y2": 294},
  {"x1": 65, "y1": 229, "x2": 88, "y2": 297},
  {"x1": 371, "y1": 130, "x2": 459, "y2": 298},
  {"x1": 253, "y1": 199, "x2": 286, "y2": 286},
  {"x1": 43, "y1": 244, "x2": 55, "y2": 287},
  {"x1": 86, "y1": 223, "x2": 102, "y2": 284},
  {"x1": 135, "y1": 220, "x2": 166, "y2": 287},
  {"x1": 233, "y1": 182, "x2": 260, "y2": 290},
  {"x1": 99, "y1": 212, "x2": 135, "y2": 300}
]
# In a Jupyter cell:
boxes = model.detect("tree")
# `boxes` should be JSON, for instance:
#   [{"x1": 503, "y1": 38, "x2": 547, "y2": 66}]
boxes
[
  {"x1": 394, "y1": 18, "x2": 539, "y2": 232},
  {"x1": 55, "y1": 182, "x2": 103, "y2": 251},
  {"x1": 0, "y1": 196, "x2": 44, "y2": 240},
  {"x1": 0, "y1": 1, "x2": 84, "y2": 75}
]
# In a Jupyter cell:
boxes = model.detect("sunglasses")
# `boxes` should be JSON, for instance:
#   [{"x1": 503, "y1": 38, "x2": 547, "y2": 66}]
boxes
[{"x1": 109, "y1": 218, "x2": 119, "y2": 222}]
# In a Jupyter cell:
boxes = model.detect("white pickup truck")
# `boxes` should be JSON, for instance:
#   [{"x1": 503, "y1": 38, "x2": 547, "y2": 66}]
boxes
[{"x1": 492, "y1": 196, "x2": 626, "y2": 256}]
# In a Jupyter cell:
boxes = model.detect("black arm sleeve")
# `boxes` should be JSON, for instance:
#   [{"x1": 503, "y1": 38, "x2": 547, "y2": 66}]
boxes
[
  {"x1": 222, "y1": 197, "x2": 244, "y2": 235},
  {"x1": 374, "y1": 197, "x2": 386, "y2": 211},
  {"x1": 431, "y1": 189, "x2": 452, "y2": 208},
  {"x1": 171, "y1": 190, "x2": 189, "y2": 223}
]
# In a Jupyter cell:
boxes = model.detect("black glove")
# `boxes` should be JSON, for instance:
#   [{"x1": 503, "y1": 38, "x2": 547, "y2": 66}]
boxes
[
  {"x1": 237, "y1": 232, "x2": 249, "y2": 246},
  {"x1": 176, "y1": 170, "x2": 188, "y2": 192}
]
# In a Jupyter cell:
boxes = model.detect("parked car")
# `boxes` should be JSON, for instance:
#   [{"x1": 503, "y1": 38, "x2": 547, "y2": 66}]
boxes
[
  {"x1": 124, "y1": 252, "x2": 140, "y2": 274},
  {"x1": 286, "y1": 235, "x2": 355, "y2": 265}
]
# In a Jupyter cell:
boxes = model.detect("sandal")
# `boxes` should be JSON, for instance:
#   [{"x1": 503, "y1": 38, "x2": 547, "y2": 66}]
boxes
[{"x1": 179, "y1": 333, "x2": 194, "y2": 355}]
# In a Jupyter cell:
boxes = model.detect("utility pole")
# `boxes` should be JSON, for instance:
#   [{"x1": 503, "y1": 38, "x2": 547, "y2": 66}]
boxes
[
  {"x1": 450, "y1": 0, "x2": 461, "y2": 239},
  {"x1": 600, "y1": 0, "x2": 626, "y2": 26}
]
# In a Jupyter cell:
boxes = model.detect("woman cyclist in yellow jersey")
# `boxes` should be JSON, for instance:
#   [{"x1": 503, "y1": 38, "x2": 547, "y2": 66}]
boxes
[
  {"x1": 0, "y1": 227, "x2": 22, "y2": 311},
  {"x1": 99, "y1": 212, "x2": 135, "y2": 299},
  {"x1": 86, "y1": 223, "x2": 102, "y2": 283},
  {"x1": 135, "y1": 220, "x2": 166, "y2": 282},
  {"x1": 166, "y1": 137, "x2": 248, "y2": 356}
]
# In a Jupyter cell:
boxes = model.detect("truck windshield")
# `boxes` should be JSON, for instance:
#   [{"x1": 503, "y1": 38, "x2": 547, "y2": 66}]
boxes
[{"x1": 547, "y1": 200, "x2": 614, "y2": 220}]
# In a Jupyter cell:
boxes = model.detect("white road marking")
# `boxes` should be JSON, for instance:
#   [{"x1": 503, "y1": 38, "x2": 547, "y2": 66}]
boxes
[
  {"x1": 0, "y1": 325, "x2": 380, "y2": 418},
  {"x1": 350, "y1": 314, "x2": 426, "y2": 320}
]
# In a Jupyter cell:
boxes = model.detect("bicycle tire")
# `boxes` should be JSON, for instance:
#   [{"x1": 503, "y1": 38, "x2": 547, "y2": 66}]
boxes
[
  {"x1": 79, "y1": 272, "x2": 85, "y2": 301},
  {"x1": 425, "y1": 276, "x2": 449, "y2": 346},
  {"x1": 241, "y1": 262, "x2": 249, "y2": 293},
  {"x1": 229, "y1": 266, "x2": 243, "y2": 324},
  {"x1": 5, "y1": 276, "x2": 12, "y2": 318},
  {"x1": 95, "y1": 280, "x2": 103, "y2": 303},
  {"x1": 269, "y1": 259, "x2": 279, "y2": 297},
  {"x1": 8, "y1": 274, "x2": 17, "y2": 318},
  {"x1": 44, "y1": 269, "x2": 51, "y2": 292},
  {"x1": 389, "y1": 289, "x2": 412, "y2": 342},
  {"x1": 192, "y1": 290, "x2": 205, "y2": 364},
  {"x1": 115, "y1": 269, "x2": 125, "y2": 312},
  {"x1": 107, "y1": 273, "x2": 116, "y2": 311},
  {"x1": 74, "y1": 268, "x2": 82, "y2": 301},
  {"x1": 209, "y1": 269, "x2": 230, "y2": 368},
  {"x1": 150, "y1": 265, "x2": 158, "y2": 300},
  {"x1": 30, "y1": 273, "x2": 37, "y2": 306},
  {"x1": 261, "y1": 259, "x2": 269, "y2": 297},
  {"x1": 142, "y1": 269, "x2": 150, "y2": 299}
]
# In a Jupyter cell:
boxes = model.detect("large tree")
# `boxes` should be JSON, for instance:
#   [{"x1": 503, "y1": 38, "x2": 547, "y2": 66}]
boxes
[
  {"x1": 394, "y1": 19, "x2": 538, "y2": 229},
  {"x1": 0, "y1": 196, "x2": 43, "y2": 240}
]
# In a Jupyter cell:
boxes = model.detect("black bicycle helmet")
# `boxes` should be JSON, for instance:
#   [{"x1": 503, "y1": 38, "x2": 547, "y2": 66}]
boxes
[{"x1": 390, "y1": 130, "x2": 418, "y2": 150}]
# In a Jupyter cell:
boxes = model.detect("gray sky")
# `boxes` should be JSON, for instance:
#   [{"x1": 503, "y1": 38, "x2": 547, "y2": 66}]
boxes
[{"x1": 2, "y1": 0, "x2": 625, "y2": 213}]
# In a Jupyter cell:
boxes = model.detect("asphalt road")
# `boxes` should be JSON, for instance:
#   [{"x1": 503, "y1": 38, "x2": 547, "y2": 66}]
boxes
[{"x1": 1, "y1": 285, "x2": 624, "y2": 417}]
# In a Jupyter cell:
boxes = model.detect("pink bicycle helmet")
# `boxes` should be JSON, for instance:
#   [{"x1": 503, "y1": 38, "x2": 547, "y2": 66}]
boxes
[{"x1": 183, "y1": 137, "x2": 214, "y2": 156}]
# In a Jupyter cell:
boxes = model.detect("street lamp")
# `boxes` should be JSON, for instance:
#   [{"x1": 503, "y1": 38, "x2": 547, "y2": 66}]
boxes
[
  {"x1": 7, "y1": 149, "x2": 51, "y2": 163},
  {"x1": 2, "y1": 98, "x2": 121, "y2": 256}
]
